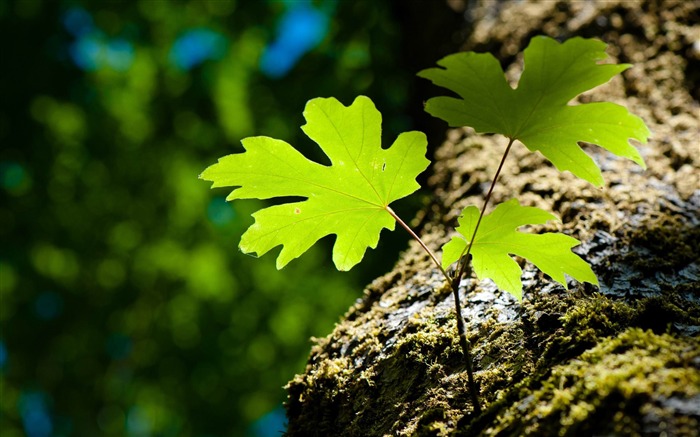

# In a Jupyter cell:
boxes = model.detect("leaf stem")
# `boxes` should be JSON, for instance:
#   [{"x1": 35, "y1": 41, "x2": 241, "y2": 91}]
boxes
[
  {"x1": 454, "y1": 137, "x2": 516, "y2": 280},
  {"x1": 385, "y1": 206, "x2": 450, "y2": 284}
]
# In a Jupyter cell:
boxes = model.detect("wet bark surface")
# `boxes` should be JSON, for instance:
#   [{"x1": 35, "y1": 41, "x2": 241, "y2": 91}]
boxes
[{"x1": 286, "y1": 1, "x2": 700, "y2": 435}]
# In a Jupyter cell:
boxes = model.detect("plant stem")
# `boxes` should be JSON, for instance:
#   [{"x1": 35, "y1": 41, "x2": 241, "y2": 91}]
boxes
[
  {"x1": 450, "y1": 257, "x2": 481, "y2": 415},
  {"x1": 386, "y1": 205, "x2": 482, "y2": 414},
  {"x1": 454, "y1": 137, "x2": 516, "y2": 280},
  {"x1": 448, "y1": 136, "x2": 516, "y2": 414},
  {"x1": 387, "y1": 136, "x2": 518, "y2": 414}
]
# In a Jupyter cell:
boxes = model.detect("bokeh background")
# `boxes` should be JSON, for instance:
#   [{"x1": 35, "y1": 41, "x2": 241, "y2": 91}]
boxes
[{"x1": 0, "y1": 1, "x2": 462, "y2": 435}]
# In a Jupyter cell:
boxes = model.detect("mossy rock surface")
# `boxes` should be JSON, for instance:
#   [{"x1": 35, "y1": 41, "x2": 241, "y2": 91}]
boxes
[{"x1": 286, "y1": 1, "x2": 700, "y2": 435}]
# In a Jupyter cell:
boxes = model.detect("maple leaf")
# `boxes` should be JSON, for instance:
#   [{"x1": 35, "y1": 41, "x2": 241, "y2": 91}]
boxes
[
  {"x1": 418, "y1": 36, "x2": 650, "y2": 186},
  {"x1": 200, "y1": 96, "x2": 429, "y2": 271},
  {"x1": 441, "y1": 199, "x2": 598, "y2": 300}
]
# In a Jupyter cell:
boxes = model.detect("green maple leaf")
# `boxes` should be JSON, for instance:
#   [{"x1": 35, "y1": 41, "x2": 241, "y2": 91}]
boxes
[
  {"x1": 200, "y1": 96, "x2": 429, "y2": 271},
  {"x1": 418, "y1": 36, "x2": 650, "y2": 186},
  {"x1": 441, "y1": 199, "x2": 598, "y2": 300}
]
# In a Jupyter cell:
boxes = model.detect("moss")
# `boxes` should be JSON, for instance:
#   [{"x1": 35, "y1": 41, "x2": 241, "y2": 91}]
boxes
[
  {"x1": 288, "y1": 280, "x2": 700, "y2": 436},
  {"x1": 535, "y1": 296, "x2": 635, "y2": 366},
  {"x1": 625, "y1": 215, "x2": 700, "y2": 271},
  {"x1": 482, "y1": 328, "x2": 700, "y2": 436},
  {"x1": 289, "y1": 293, "x2": 700, "y2": 436}
]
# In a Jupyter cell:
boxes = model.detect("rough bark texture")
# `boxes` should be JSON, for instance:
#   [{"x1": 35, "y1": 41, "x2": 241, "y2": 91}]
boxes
[{"x1": 286, "y1": 1, "x2": 700, "y2": 435}]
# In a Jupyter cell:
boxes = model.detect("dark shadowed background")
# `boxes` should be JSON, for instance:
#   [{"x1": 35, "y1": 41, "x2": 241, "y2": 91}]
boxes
[{"x1": 0, "y1": 1, "x2": 463, "y2": 435}]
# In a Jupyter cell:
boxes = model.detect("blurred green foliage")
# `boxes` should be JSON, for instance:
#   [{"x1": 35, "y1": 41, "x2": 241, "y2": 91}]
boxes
[{"x1": 0, "y1": 0, "x2": 460, "y2": 435}]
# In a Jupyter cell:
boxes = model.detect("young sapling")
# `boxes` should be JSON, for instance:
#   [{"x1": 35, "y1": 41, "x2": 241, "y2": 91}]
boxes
[{"x1": 201, "y1": 36, "x2": 650, "y2": 415}]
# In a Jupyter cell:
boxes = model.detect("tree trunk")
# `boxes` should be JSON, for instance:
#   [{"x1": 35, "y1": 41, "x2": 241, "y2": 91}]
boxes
[{"x1": 286, "y1": 1, "x2": 700, "y2": 435}]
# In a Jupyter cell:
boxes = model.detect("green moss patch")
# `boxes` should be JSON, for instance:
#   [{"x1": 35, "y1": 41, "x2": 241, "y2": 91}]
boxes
[{"x1": 483, "y1": 328, "x2": 700, "y2": 436}]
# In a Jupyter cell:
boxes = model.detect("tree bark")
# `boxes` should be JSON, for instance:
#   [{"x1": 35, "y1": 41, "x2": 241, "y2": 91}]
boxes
[{"x1": 286, "y1": 1, "x2": 700, "y2": 435}]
